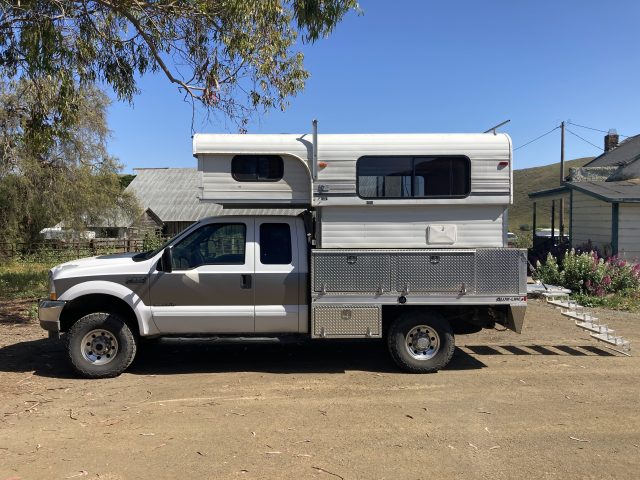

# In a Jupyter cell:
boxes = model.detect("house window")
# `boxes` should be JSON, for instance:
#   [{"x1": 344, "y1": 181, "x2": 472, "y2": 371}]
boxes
[
  {"x1": 259, "y1": 223, "x2": 292, "y2": 265},
  {"x1": 356, "y1": 156, "x2": 471, "y2": 199},
  {"x1": 232, "y1": 155, "x2": 284, "y2": 182}
]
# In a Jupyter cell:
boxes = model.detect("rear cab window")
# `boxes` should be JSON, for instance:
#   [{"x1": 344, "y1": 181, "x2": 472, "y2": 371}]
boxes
[{"x1": 259, "y1": 223, "x2": 292, "y2": 265}]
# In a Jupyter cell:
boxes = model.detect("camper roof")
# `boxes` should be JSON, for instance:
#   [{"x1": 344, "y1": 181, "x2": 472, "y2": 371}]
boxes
[{"x1": 192, "y1": 132, "x2": 512, "y2": 156}]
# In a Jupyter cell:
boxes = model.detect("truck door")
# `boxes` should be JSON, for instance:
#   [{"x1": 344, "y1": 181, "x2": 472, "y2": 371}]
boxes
[
  {"x1": 254, "y1": 219, "x2": 302, "y2": 333},
  {"x1": 149, "y1": 219, "x2": 255, "y2": 333}
]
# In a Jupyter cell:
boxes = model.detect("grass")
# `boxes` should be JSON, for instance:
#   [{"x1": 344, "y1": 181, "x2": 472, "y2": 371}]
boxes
[
  {"x1": 0, "y1": 261, "x2": 55, "y2": 300},
  {"x1": 509, "y1": 157, "x2": 593, "y2": 232}
]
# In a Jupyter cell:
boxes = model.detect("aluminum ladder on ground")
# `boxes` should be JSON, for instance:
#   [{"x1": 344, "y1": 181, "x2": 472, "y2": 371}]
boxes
[{"x1": 542, "y1": 291, "x2": 631, "y2": 353}]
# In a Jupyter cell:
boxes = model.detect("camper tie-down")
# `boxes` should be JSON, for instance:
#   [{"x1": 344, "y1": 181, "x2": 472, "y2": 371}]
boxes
[{"x1": 39, "y1": 125, "x2": 527, "y2": 378}]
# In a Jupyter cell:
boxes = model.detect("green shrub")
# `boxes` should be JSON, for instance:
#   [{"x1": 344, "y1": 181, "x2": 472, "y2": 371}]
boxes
[
  {"x1": 142, "y1": 232, "x2": 166, "y2": 252},
  {"x1": 536, "y1": 250, "x2": 640, "y2": 296},
  {"x1": 535, "y1": 253, "x2": 563, "y2": 285},
  {"x1": 512, "y1": 231, "x2": 532, "y2": 249}
]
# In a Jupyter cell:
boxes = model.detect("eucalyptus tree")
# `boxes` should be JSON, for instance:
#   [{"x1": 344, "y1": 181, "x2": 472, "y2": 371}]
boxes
[
  {"x1": 0, "y1": 80, "x2": 139, "y2": 245},
  {"x1": 0, "y1": 1, "x2": 358, "y2": 129}
]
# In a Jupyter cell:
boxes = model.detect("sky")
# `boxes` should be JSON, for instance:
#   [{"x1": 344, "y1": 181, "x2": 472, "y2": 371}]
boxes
[{"x1": 106, "y1": 0, "x2": 640, "y2": 173}]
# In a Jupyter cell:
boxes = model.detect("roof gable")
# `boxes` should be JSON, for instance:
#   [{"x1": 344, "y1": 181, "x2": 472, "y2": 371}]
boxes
[{"x1": 585, "y1": 134, "x2": 640, "y2": 168}]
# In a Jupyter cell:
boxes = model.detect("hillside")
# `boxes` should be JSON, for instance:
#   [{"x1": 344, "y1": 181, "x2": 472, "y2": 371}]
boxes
[{"x1": 509, "y1": 157, "x2": 593, "y2": 231}]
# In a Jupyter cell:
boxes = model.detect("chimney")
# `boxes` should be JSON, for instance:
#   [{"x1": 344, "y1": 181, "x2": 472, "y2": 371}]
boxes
[{"x1": 604, "y1": 129, "x2": 619, "y2": 152}]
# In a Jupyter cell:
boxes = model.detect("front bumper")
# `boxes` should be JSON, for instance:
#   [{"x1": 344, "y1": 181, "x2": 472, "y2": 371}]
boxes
[{"x1": 38, "y1": 300, "x2": 66, "y2": 334}]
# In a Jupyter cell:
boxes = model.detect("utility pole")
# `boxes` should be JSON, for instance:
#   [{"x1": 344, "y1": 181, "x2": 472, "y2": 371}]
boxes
[
  {"x1": 559, "y1": 121, "x2": 565, "y2": 243},
  {"x1": 560, "y1": 121, "x2": 565, "y2": 183}
]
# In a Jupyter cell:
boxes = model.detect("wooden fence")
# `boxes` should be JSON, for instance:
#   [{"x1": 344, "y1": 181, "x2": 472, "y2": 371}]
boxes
[{"x1": 0, "y1": 238, "x2": 151, "y2": 262}]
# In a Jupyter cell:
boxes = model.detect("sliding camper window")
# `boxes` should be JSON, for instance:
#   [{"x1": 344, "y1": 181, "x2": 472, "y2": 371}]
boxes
[
  {"x1": 356, "y1": 155, "x2": 471, "y2": 199},
  {"x1": 232, "y1": 155, "x2": 284, "y2": 182}
]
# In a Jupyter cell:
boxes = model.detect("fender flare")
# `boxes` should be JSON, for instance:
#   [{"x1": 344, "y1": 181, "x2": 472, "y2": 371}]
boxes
[{"x1": 58, "y1": 280, "x2": 159, "y2": 336}]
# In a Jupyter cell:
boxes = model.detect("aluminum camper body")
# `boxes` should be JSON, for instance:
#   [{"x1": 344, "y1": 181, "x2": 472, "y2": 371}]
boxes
[{"x1": 193, "y1": 132, "x2": 513, "y2": 249}]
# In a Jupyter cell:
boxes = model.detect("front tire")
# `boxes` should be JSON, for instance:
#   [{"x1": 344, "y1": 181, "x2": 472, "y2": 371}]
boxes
[
  {"x1": 387, "y1": 310, "x2": 455, "y2": 373},
  {"x1": 67, "y1": 312, "x2": 137, "y2": 378}
]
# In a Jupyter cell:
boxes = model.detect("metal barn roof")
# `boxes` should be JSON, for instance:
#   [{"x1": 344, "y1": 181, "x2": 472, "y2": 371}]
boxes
[
  {"x1": 126, "y1": 168, "x2": 305, "y2": 221},
  {"x1": 126, "y1": 168, "x2": 220, "y2": 222}
]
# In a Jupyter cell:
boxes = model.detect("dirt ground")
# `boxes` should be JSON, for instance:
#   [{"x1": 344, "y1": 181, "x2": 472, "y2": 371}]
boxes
[{"x1": 0, "y1": 299, "x2": 638, "y2": 480}]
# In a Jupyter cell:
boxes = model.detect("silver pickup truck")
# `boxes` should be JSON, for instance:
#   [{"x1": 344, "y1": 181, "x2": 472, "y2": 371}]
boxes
[{"x1": 39, "y1": 214, "x2": 527, "y2": 378}]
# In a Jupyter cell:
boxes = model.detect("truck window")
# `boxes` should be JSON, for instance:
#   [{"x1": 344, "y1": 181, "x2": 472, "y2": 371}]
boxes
[
  {"x1": 260, "y1": 223, "x2": 292, "y2": 265},
  {"x1": 232, "y1": 155, "x2": 284, "y2": 182},
  {"x1": 171, "y1": 223, "x2": 246, "y2": 269},
  {"x1": 356, "y1": 155, "x2": 470, "y2": 199}
]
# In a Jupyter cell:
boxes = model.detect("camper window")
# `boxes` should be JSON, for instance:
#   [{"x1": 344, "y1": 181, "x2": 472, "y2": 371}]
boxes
[
  {"x1": 356, "y1": 156, "x2": 470, "y2": 199},
  {"x1": 232, "y1": 155, "x2": 284, "y2": 182}
]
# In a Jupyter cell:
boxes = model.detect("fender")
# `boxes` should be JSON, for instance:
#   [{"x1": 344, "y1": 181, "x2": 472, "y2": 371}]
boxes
[{"x1": 58, "y1": 280, "x2": 159, "y2": 336}]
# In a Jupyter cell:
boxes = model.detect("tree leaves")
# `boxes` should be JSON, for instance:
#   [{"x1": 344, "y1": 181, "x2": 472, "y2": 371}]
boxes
[
  {"x1": 0, "y1": 1, "x2": 358, "y2": 130},
  {"x1": 0, "y1": 79, "x2": 139, "y2": 245}
]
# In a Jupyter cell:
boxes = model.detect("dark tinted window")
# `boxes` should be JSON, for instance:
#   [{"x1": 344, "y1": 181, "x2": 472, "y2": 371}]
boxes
[
  {"x1": 357, "y1": 156, "x2": 470, "y2": 199},
  {"x1": 260, "y1": 223, "x2": 292, "y2": 265},
  {"x1": 232, "y1": 155, "x2": 284, "y2": 181},
  {"x1": 414, "y1": 157, "x2": 470, "y2": 197},
  {"x1": 172, "y1": 223, "x2": 246, "y2": 269}
]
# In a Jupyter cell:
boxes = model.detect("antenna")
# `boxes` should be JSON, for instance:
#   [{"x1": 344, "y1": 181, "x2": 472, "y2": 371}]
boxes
[
  {"x1": 312, "y1": 119, "x2": 318, "y2": 180},
  {"x1": 483, "y1": 119, "x2": 511, "y2": 135}
]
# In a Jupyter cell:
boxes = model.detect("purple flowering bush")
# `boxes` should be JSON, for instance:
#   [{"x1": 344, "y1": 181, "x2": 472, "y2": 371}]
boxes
[{"x1": 536, "y1": 250, "x2": 640, "y2": 297}]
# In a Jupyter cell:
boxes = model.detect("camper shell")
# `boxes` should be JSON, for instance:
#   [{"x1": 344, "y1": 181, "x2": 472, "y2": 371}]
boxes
[
  {"x1": 39, "y1": 128, "x2": 527, "y2": 378},
  {"x1": 193, "y1": 132, "x2": 513, "y2": 249}
]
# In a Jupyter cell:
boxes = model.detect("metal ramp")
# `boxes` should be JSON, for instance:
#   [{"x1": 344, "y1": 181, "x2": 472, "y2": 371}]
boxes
[{"x1": 542, "y1": 291, "x2": 632, "y2": 354}]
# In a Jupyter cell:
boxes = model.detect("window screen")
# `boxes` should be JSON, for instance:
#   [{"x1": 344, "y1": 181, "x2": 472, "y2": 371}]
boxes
[
  {"x1": 357, "y1": 157, "x2": 413, "y2": 198},
  {"x1": 357, "y1": 156, "x2": 470, "y2": 199},
  {"x1": 232, "y1": 155, "x2": 284, "y2": 182},
  {"x1": 260, "y1": 223, "x2": 292, "y2": 265},
  {"x1": 171, "y1": 223, "x2": 246, "y2": 269}
]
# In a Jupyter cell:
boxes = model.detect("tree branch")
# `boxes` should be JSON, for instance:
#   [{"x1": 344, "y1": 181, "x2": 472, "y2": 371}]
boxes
[{"x1": 94, "y1": 0, "x2": 206, "y2": 98}]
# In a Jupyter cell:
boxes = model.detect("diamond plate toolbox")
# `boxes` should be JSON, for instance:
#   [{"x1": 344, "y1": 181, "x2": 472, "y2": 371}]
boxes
[
  {"x1": 395, "y1": 251, "x2": 475, "y2": 293},
  {"x1": 312, "y1": 251, "x2": 391, "y2": 292},
  {"x1": 476, "y1": 249, "x2": 527, "y2": 294},
  {"x1": 311, "y1": 248, "x2": 526, "y2": 296},
  {"x1": 312, "y1": 305, "x2": 382, "y2": 338}
]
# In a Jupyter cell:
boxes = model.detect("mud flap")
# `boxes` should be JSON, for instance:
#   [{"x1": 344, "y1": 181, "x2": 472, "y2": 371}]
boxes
[{"x1": 504, "y1": 305, "x2": 527, "y2": 333}]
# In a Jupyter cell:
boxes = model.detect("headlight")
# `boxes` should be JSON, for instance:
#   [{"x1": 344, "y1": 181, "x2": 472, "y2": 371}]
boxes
[{"x1": 48, "y1": 271, "x2": 57, "y2": 300}]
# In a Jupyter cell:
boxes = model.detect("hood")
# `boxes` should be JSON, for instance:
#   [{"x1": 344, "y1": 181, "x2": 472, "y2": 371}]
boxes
[{"x1": 52, "y1": 252, "x2": 154, "y2": 279}]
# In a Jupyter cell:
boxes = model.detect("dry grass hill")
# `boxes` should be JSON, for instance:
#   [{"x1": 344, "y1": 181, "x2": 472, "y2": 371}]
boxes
[{"x1": 509, "y1": 157, "x2": 593, "y2": 232}]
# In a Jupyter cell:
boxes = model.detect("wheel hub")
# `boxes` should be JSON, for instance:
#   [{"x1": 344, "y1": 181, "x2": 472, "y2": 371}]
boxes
[
  {"x1": 81, "y1": 330, "x2": 119, "y2": 366},
  {"x1": 405, "y1": 325, "x2": 440, "y2": 360}
]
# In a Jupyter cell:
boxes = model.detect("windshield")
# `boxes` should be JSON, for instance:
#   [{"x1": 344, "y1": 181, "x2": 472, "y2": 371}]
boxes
[{"x1": 132, "y1": 223, "x2": 199, "y2": 262}]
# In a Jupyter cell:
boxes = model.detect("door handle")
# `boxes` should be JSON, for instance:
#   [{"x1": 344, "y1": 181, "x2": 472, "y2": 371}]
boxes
[{"x1": 240, "y1": 274, "x2": 252, "y2": 289}]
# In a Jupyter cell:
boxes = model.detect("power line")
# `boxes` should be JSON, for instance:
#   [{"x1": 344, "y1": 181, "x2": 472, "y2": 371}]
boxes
[
  {"x1": 567, "y1": 121, "x2": 629, "y2": 138},
  {"x1": 566, "y1": 128, "x2": 603, "y2": 151},
  {"x1": 514, "y1": 126, "x2": 560, "y2": 151}
]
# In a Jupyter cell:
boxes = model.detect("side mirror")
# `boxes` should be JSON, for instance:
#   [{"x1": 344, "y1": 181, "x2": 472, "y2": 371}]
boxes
[{"x1": 161, "y1": 247, "x2": 173, "y2": 273}]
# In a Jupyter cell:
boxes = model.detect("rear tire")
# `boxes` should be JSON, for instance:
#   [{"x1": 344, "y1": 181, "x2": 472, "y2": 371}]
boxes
[
  {"x1": 67, "y1": 312, "x2": 137, "y2": 378},
  {"x1": 387, "y1": 310, "x2": 455, "y2": 373}
]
